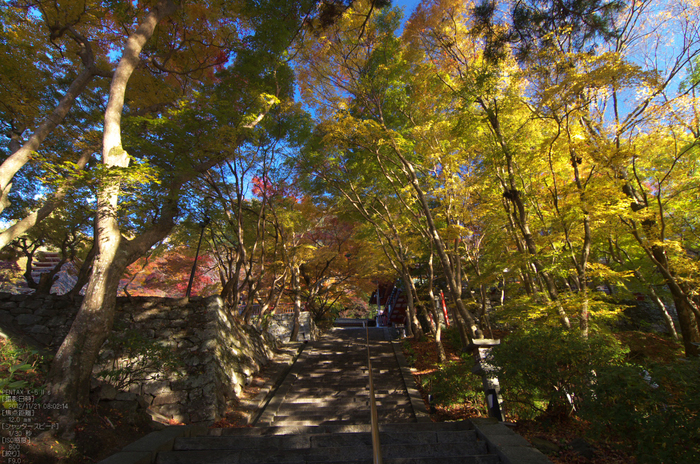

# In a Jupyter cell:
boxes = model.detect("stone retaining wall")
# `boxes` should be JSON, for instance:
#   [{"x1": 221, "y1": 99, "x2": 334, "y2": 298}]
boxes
[
  {"x1": 267, "y1": 311, "x2": 318, "y2": 342},
  {"x1": 0, "y1": 293, "x2": 277, "y2": 424}
]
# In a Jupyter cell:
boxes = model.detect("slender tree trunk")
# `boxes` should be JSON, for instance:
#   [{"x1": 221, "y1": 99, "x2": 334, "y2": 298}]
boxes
[
  {"x1": 484, "y1": 100, "x2": 571, "y2": 329},
  {"x1": 635, "y1": 270, "x2": 679, "y2": 340},
  {"x1": 289, "y1": 265, "x2": 301, "y2": 342},
  {"x1": 638, "y1": 238, "x2": 700, "y2": 356},
  {"x1": 386, "y1": 137, "x2": 482, "y2": 342},
  {"x1": 609, "y1": 237, "x2": 680, "y2": 340},
  {"x1": 69, "y1": 241, "x2": 96, "y2": 299},
  {"x1": 427, "y1": 249, "x2": 446, "y2": 363},
  {"x1": 621, "y1": 174, "x2": 700, "y2": 356},
  {"x1": 401, "y1": 267, "x2": 423, "y2": 339},
  {"x1": 451, "y1": 307, "x2": 471, "y2": 351}
]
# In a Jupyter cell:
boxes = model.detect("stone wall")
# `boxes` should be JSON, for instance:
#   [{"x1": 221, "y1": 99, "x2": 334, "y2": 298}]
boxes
[
  {"x1": 0, "y1": 293, "x2": 277, "y2": 425},
  {"x1": 266, "y1": 311, "x2": 318, "y2": 342},
  {"x1": 0, "y1": 293, "x2": 77, "y2": 347}
]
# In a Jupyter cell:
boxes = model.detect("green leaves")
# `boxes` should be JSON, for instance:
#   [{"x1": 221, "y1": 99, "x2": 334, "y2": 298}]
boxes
[{"x1": 491, "y1": 325, "x2": 628, "y2": 418}]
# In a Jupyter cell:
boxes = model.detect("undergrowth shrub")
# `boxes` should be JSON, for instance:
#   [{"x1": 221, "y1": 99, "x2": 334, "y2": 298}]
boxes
[
  {"x1": 489, "y1": 325, "x2": 627, "y2": 419},
  {"x1": 0, "y1": 338, "x2": 47, "y2": 394},
  {"x1": 96, "y1": 328, "x2": 182, "y2": 390},
  {"x1": 402, "y1": 340, "x2": 416, "y2": 365},
  {"x1": 582, "y1": 358, "x2": 700, "y2": 464},
  {"x1": 443, "y1": 325, "x2": 464, "y2": 350},
  {"x1": 420, "y1": 356, "x2": 486, "y2": 414}
]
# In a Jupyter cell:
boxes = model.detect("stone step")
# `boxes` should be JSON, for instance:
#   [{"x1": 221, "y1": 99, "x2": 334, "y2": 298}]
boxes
[
  {"x1": 274, "y1": 398, "x2": 410, "y2": 409},
  {"x1": 280, "y1": 393, "x2": 406, "y2": 402},
  {"x1": 264, "y1": 418, "x2": 367, "y2": 427},
  {"x1": 158, "y1": 441, "x2": 493, "y2": 464},
  {"x1": 317, "y1": 458, "x2": 500, "y2": 464},
  {"x1": 272, "y1": 405, "x2": 410, "y2": 418},
  {"x1": 158, "y1": 328, "x2": 503, "y2": 464},
  {"x1": 268, "y1": 417, "x2": 367, "y2": 426},
  {"x1": 174, "y1": 432, "x2": 484, "y2": 450},
  {"x1": 208, "y1": 421, "x2": 474, "y2": 437},
  {"x1": 269, "y1": 412, "x2": 415, "y2": 427}
]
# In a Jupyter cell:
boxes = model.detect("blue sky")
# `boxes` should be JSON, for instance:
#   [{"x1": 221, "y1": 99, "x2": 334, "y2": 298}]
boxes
[
  {"x1": 394, "y1": 0, "x2": 422, "y2": 16},
  {"x1": 393, "y1": 0, "x2": 422, "y2": 32}
]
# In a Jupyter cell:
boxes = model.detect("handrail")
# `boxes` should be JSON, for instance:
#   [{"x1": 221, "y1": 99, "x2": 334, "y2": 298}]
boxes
[{"x1": 365, "y1": 322, "x2": 383, "y2": 464}]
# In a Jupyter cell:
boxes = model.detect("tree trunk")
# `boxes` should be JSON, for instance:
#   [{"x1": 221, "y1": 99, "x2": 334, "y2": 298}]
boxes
[
  {"x1": 635, "y1": 270, "x2": 679, "y2": 340},
  {"x1": 69, "y1": 241, "x2": 96, "y2": 299},
  {"x1": 289, "y1": 265, "x2": 301, "y2": 342},
  {"x1": 483, "y1": 99, "x2": 571, "y2": 329},
  {"x1": 609, "y1": 237, "x2": 680, "y2": 340},
  {"x1": 644, "y1": 242, "x2": 700, "y2": 356},
  {"x1": 622, "y1": 178, "x2": 700, "y2": 356},
  {"x1": 402, "y1": 267, "x2": 423, "y2": 339},
  {"x1": 386, "y1": 136, "x2": 482, "y2": 342},
  {"x1": 44, "y1": 1, "x2": 177, "y2": 437},
  {"x1": 426, "y1": 249, "x2": 447, "y2": 363}
]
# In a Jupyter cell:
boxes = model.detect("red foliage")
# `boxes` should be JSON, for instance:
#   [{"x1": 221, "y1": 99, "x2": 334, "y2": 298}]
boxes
[{"x1": 120, "y1": 249, "x2": 219, "y2": 297}]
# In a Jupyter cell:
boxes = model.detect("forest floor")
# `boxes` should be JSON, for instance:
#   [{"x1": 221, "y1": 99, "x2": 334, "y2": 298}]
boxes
[{"x1": 402, "y1": 329, "x2": 683, "y2": 464}]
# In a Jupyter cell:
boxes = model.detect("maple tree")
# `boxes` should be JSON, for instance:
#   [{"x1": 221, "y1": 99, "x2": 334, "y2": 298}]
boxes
[
  {"x1": 17, "y1": 0, "x2": 324, "y2": 434},
  {"x1": 120, "y1": 245, "x2": 219, "y2": 297},
  {"x1": 297, "y1": 0, "x2": 492, "y2": 346}
]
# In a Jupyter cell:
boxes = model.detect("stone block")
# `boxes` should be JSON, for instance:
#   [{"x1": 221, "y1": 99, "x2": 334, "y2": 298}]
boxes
[
  {"x1": 188, "y1": 387, "x2": 203, "y2": 401},
  {"x1": 152, "y1": 390, "x2": 188, "y2": 406},
  {"x1": 98, "y1": 384, "x2": 119, "y2": 400},
  {"x1": 153, "y1": 404, "x2": 187, "y2": 423},
  {"x1": 96, "y1": 451, "x2": 152, "y2": 464},
  {"x1": 182, "y1": 375, "x2": 206, "y2": 389},
  {"x1": 20, "y1": 299, "x2": 43, "y2": 310},
  {"x1": 40, "y1": 309, "x2": 59, "y2": 318},
  {"x1": 116, "y1": 392, "x2": 138, "y2": 402},
  {"x1": 29, "y1": 324, "x2": 49, "y2": 335},
  {"x1": 102, "y1": 399, "x2": 139, "y2": 412},
  {"x1": 121, "y1": 426, "x2": 191, "y2": 455},
  {"x1": 187, "y1": 399, "x2": 216, "y2": 423},
  {"x1": 141, "y1": 381, "x2": 170, "y2": 397},
  {"x1": 133, "y1": 308, "x2": 160, "y2": 322},
  {"x1": 497, "y1": 445, "x2": 553, "y2": 464},
  {"x1": 0, "y1": 310, "x2": 13, "y2": 324},
  {"x1": 47, "y1": 316, "x2": 64, "y2": 327},
  {"x1": 17, "y1": 314, "x2": 41, "y2": 326},
  {"x1": 136, "y1": 395, "x2": 152, "y2": 409},
  {"x1": 10, "y1": 306, "x2": 31, "y2": 315}
]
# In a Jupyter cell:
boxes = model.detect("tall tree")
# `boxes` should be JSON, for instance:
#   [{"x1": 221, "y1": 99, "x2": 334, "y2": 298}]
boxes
[{"x1": 44, "y1": 0, "x2": 313, "y2": 433}]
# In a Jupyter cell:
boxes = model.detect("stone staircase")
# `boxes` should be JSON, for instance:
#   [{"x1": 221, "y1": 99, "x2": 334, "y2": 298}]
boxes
[
  {"x1": 258, "y1": 327, "x2": 413, "y2": 427},
  {"x1": 12, "y1": 251, "x2": 79, "y2": 294},
  {"x1": 153, "y1": 327, "x2": 503, "y2": 464}
]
